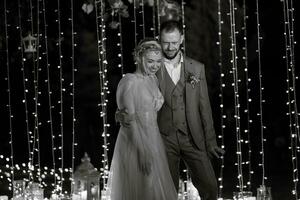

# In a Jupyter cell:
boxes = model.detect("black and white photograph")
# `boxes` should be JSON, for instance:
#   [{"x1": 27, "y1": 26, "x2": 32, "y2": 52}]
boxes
[{"x1": 0, "y1": 0, "x2": 299, "y2": 199}]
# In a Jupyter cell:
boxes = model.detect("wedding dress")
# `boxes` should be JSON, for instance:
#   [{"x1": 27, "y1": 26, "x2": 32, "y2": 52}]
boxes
[{"x1": 106, "y1": 73, "x2": 177, "y2": 200}]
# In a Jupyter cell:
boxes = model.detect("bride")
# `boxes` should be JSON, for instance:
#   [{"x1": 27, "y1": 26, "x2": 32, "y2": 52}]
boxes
[{"x1": 106, "y1": 39, "x2": 177, "y2": 200}]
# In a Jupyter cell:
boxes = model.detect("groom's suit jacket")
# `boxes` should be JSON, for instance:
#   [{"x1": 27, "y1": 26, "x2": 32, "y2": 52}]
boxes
[{"x1": 156, "y1": 56, "x2": 217, "y2": 151}]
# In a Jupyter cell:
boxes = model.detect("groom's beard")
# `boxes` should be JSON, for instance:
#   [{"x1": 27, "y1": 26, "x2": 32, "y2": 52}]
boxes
[{"x1": 163, "y1": 49, "x2": 180, "y2": 60}]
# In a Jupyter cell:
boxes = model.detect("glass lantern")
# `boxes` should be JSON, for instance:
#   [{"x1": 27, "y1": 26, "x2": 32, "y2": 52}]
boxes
[
  {"x1": 13, "y1": 180, "x2": 26, "y2": 200},
  {"x1": 73, "y1": 153, "x2": 100, "y2": 200},
  {"x1": 25, "y1": 182, "x2": 44, "y2": 200},
  {"x1": 257, "y1": 185, "x2": 272, "y2": 200},
  {"x1": 233, "y1": 191, "x2": 255, "y2": 200},
  {"x1": 22, "y1": 33, "x2": 37, "y2": 53}
]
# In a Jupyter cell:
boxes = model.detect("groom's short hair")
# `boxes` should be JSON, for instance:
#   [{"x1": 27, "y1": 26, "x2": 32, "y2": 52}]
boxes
[{"x1": 160, "y1": 20, "x2": 183, "y2": 35}]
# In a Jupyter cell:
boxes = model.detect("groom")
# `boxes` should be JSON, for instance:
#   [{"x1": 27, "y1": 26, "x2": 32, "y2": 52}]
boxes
[
  {"x1": 157, "y1": 20, "x2": 223, "y2": 200},
  {"x1": 118, "y1": 20, "x2": 224, "y2": 200}
]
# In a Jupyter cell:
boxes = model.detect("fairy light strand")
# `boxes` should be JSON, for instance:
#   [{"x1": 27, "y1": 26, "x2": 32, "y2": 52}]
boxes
[
  {"x1": 287, "y1": 0, "x2": 296, "y2": 80},
  {"x1": 28, "y1": 0, "x2": 42, "y2": 183},
  {"x1": 29, "y1": 0, "x2": 34, "y2": 34},
  {"x1": 285, "y1": 0, "x2": 300, "y2": 144},
  {"x1": 287, "y1": 0, "x2": 299, "y2": 196},
  {"x1": 118, "y1": 12, "x2": 124, "y2": 75},
  {"x1": 70, "y1": 0, "x2": 77, "y2": 193},
  {"x1": 56, "y1": 0, "x2": 64, "y2": 194},
  {"x1": 95, "y1": 0, "x2": 110, "y2": 189},
  {"x1": 42, "y1": 0, "x2": 57, "y2": 189},
  {"x1": 26, "y1": 0, "x2": 37, "y2": 183},
  {"x1": 100, "y1": 0, "x2": 110, "y2": 189},
  {"x1": 181, "y1": 0, "x2": 186, "y2": 56},
  {"x1": 282, "y1": 0, "x2": 299, "y2": 198},
  {"x1": 216, "y1": 0, "x2": 225, "y2": 197},
  {"x1": 288, "y1": 0, "x2": 300, "y2": 145},
  {"x1": 255, "y1": 0, "x2": 267, "y2": 186},
  {"x1": 28, "y1": 0, "x2": 37, "y2": 170},
  {"x1": 133, "y1": 0, "x2": 137, "y2": 46},
  {"x1": 141, "y1": 0, "x2": 146, "y2": 39},
  {"x1": 242, "y1": 0, "x2": 253, "y2": 190},
  {"x1": 152, "y1": 0, "x2": 157, "y2": 38},
  {"x1": 35, "y1": 0, "x2": 42, "y2": 185},
  {"x1": 156, "y1": 0, "x2": 161, "y2": 35},
  {"x1": 4, "y1": 0, "x2": 15, "y2": 191},
  {"x1": 229, "y1": 0, "x2": 244, "y2": 191},
  {"x1": 17, "y1": 0, "x2": 32, "y2": 182}
]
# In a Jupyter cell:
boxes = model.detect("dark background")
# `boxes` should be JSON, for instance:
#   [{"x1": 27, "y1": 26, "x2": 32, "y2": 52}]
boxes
[{"x1": 0, "y1": 0, "x2": 299, "y2": 199}]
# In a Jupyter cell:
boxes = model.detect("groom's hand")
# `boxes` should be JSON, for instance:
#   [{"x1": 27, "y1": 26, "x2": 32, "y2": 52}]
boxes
[
  {"x1": 115, "y1": 108, "x2": 133, "y2": 128},
  {"x1": 208, "y1": 145, "x2": 225, "y2": 159}
]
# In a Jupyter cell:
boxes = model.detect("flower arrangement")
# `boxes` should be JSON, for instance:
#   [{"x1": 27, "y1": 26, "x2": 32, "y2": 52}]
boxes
[{"x1": 185, "y1": 72, "x2": 201, "y2": 88}]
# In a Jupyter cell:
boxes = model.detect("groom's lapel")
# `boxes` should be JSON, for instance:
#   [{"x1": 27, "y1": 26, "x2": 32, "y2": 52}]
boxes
[
  {"x1": 156, "y1": 66, "x2": 167, "y2": 97},
  {"x1": 185, "y1": 60, "x2": 194, "y2": 104}
]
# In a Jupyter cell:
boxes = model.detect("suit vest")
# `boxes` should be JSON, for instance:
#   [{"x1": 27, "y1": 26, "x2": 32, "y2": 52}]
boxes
[{"x1": 158, "y1": 65, "x2": 189, "y2": 135}]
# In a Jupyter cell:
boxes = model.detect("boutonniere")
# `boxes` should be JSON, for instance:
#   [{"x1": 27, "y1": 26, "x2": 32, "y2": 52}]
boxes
[{"x1": 185, "y1": 72, "x2": 200, "y2": 88}]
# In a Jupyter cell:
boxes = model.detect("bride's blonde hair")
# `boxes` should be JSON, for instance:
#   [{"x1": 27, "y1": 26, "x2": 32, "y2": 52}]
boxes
[{"x1": 134, "y1": 38, "x2": 162, "y2": 64}]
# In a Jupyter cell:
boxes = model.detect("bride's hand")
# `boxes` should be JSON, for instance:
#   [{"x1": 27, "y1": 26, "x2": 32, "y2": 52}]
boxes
[{"x1": 137, "y1": 150, "x2": 152, "y2": 176}]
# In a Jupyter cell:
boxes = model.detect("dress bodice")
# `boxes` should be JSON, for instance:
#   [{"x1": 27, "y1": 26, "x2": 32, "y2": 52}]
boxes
[{"x1": 130, "y1": 73, "x2": 164, "y2": 112}]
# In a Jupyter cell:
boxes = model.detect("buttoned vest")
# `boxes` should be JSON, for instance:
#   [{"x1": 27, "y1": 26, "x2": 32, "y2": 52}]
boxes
[{"x1": 158, "y1": 65, "x2": 189, "y2": 135}]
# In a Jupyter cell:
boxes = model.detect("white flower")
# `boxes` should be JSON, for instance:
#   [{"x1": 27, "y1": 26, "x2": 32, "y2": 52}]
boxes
[
  {"x1": 82, "y1": 3, "x2": 94, "y2": 15},
  {"x1": 186, "y1": 73, "x2": 200, "y2": 88}
]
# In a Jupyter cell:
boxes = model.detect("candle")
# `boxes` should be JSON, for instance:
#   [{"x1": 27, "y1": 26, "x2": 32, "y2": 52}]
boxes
[
  {"x1": 72, "y1": 194, "x2": 81, "y2": 200},
  {"x1": 80, "y1": 190, "x2": 87, "y2": 200},
  {"x1": 0, "y1": 196, "x2": 8, "y2": 200}
]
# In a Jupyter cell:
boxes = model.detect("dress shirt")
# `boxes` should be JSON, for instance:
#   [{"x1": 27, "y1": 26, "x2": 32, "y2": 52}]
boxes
[{"x1": 164, "y1": 53, "x2": 184, "y2": 85}]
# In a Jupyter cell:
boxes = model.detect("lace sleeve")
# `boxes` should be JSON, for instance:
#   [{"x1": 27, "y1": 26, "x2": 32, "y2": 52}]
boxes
[{"x1": 116, "y1": 74, "x2": 152, "y2": 155}]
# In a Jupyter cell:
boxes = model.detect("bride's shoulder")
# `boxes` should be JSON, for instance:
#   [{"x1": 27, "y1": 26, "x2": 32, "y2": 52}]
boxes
[
  {"x1": 119, "y1": 73, "x2": 137, "y2": 83},
  {"x1": 117, "y1": 73, "x2": 137, "y2": 90}
]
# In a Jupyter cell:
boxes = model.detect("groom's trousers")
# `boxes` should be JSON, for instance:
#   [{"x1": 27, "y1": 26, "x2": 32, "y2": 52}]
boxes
[{"x1": 161, "y1": 129, "x2": 218, "y2": 200}]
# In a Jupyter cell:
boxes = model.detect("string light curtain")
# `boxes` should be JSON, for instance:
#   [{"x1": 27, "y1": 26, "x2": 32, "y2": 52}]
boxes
[
  {"x1": 69, "y1": 0, "x2": 77, "y2": 194},
  {"x1": 242, "y1": 0, "x2": 253, "y2": 191},
  {"x1": 118, "y1": 12, "x2": 125, "y2": 75},
  {"x1": 216, "y1": 0, "x2": 225, "y2": 197},
  {"x1": 255, "y1": 0, "x2": 268, "y2": 187},
  {"x1": 28, "y1": 0, "x2": 40, "y2": 178},
  {"x1": 35, "y1": 0, "x2": 42, "y2": 185},
  {"x1": 41, "y1": 0, "x2": 57, "y2": 191},
  {"x1": 228, "y1": 0, "x2": 244, "y2": 192},
  {"x1": 95, "y1": 0, "x2": 110, "y2": 190},
  {"x1": 56, "y1": 0, "x2": 65, "y2": 194},
  {"x1": 282, "y1": 0, "x2": 299, "y2": 198},
  {"x1": 4, "y1": 0, "x2": 15, "y2": 192},
  {"x1": 17, "y1": 0, "x2": 32, "y2": 183}
]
